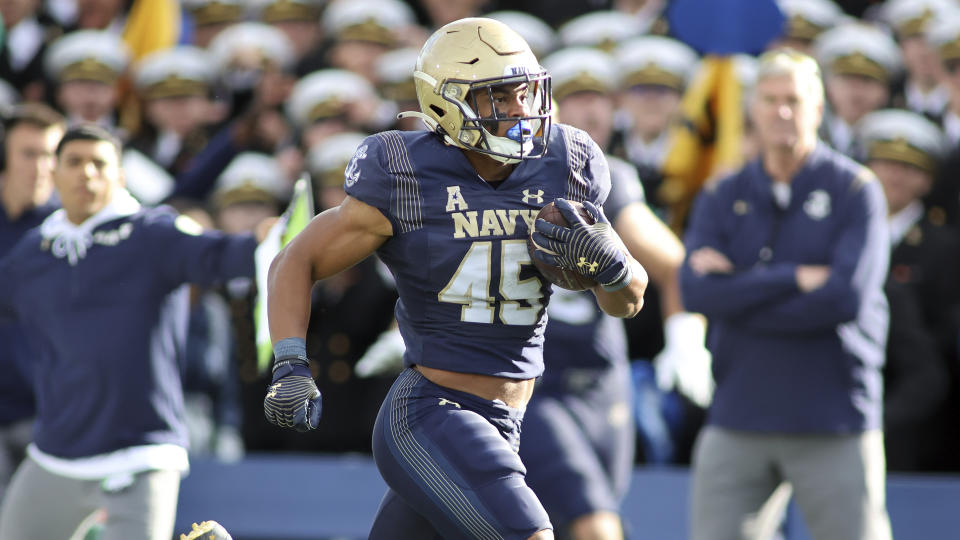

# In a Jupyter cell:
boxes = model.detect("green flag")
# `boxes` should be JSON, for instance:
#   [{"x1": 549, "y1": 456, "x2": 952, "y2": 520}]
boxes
[{"x1": 254, "y1": 175, "x2": 315, "y2": 374}]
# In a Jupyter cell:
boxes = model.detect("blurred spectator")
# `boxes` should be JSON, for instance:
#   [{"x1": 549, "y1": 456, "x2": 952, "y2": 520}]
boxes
[
  {"x1": 771, "y1": 0, "x2": 846, "y2": 55},
  {"x1": 682, "y1": 49, "x2": 892, "y2": 540},
  {"x1": 927, "y1": 14, "x2": 960, "y2": 227},
  {"x1": 71, "y1": 0, "x2": 125, "y2": 31},
  {"x1": 557, "y1": 10, "x2": 647, "y2": 52},
  {"x1": 858, "y1": 108, "x2": 960, "y2": 470},
  {"x1": 0, "y1": 0, "x2": 63, "y2": 101},
  {"x1": 286, "y1": 69, "x2": 388, "y2": 152},
  {"x1": 207, "y1": 22, "x2": 298, "y2": 119},
  {"x1": 321, "y1": 0, "x2": 419, "y2": 83},
  {"x1": 519, "y1": 45, "x2": 708, "y2": 538},
  {"x1": 127, "y1": 46, "x2": 225, "y2": 179},
  {"x1": 812, "y1": 22, "x2": 901, "y2": 156},
  {"x1": 254, "y1": 0, "x2": 327, "y2": 62},
  {"x1": 543, "y1": 45, "x2": 711, "y2": 457},
  {"x1": 0, "y1": 80, "x2": 18, "y2": 111},
  {"x1": 43, "y1": 29, "x2": 130, "y2": 132},
  {"x1": 0, "y1": 103, "x2": 64, "y2": 504},
  {"x1": 181, "y1": 0, "x2": 245, "y2": 48},
  {"x1": 179, "y1": 206, "x2": 246, "y2": 463},
  {"x1": 610, "y1": 35, "x2": 699, "y2": 214},
  {"x1": 305, "y1": 131, "x2": 368, "y2": 209},
  {"x1": 247, "y1": 133, "x2": 397, "y2": 455},
  {"x1": 485, "y1": 11, "x2": 558, "y2": 59},
  {"x1": 181, "y1": 155, "x2": 289, "y2": 462},
  {"x1": 882, "y1": 0, "x2": 957, "y2": 124},
  {"x1": 373, "y1": 48, "x2": 421, "y2": 131},
  {"x1": 212, "y1": 152, "x2": 290, "y2": 235},
  {"x1": 415, "y1": 0, "x2": 487, "y2": 29},
  {"x1": 494, "y1": 0, "x2": 606, "y2": 30}
]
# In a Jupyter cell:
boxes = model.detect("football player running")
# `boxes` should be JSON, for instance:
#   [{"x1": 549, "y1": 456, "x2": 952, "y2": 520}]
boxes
[{"x1": 263, "y1": 17, "x2": 647, "y2": 539}]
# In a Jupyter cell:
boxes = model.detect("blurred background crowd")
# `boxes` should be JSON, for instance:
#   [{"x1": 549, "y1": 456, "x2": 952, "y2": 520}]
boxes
[{"x1": 0, "y1": 0, "x2": 958, "y2": 500}]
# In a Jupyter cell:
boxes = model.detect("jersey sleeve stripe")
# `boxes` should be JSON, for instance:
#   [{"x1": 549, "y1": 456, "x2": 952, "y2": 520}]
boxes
[{"x1": 378, "y1": 131, "x2": 424, "y2": 234}]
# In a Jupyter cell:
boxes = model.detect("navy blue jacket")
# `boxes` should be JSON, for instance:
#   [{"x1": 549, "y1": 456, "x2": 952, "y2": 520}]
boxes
[
  {"x1": 0, "y1": 206, "x2": 257, "y2": 458},
  {"x1": 681, "y1": 143, "x2": 890, "y2": 433},
  {"x1": 0, "y1": 199, "x2": 59, "y2": 425}
]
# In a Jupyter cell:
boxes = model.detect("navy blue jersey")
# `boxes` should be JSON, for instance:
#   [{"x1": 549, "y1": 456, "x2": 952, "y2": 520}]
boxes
[
  {"x1": 345, "y1": 126, "x2": 610, "y2": 380},
  {"x1": 0, "y1": 199, "x2": 58, "y2": 425},
  {"x1": 0, "y1": 207, "x2": 257, "y2": 458}
]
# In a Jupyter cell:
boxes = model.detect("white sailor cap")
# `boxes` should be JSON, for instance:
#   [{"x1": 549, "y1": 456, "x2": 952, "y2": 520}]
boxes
[
  {"x1": 181, "y1": 0, "x2": 246, "y2": 26},
  {"x1": 322, "y1": 0, "x2": 415, "y2": 47},
  {"x1": 813, "y1": 23, "x2": 902, "y2": 82},
  {"x1": 252, "y1": 0, "x2": 324, "y2": 23},
  {"x1": 485, "y1": 11, "x2": 558, "y2": 59},
  {"x1": 134, "y1": 46, "x2": 214, "y2": 100},
  {"x1": 374, "y1": 47, "x2": 418, "y2": 102},
  {"x1": 882, "y1": 0, "x2": 960, "y2": 39},
  {"x1": 542, "y1": 47, "x2": 619, "y2": 100},
  {"x1": 614, "y1": 36, "x2": 699, "y2": 91},
  {"x1": 44, "y1": 30, "x2": 130, "y2": 84},
  {"x1": 214, "y1": 152, "x2": 291, "y2": 207},
  {"x1": 926, "y1": 12, "x2": 960, "y2": 62},
  {"x1": 857, "y1": 108, "x2": 946, "y2": 173},
  {"x1": 307, "y1": 131, "x2": 368, "y2": 186},
  {"x1": 558, "y1": 10, "x2": 648, "y2": 52},
  {"x1": 207, "y1": 22, "x2": 297, "y2": 74},
  {"x1": 285, "y1": 69, "x2": 377, "y2": 127},
  {"x1": 776, "y1": 0, "x2": 846, "y2": 42}
]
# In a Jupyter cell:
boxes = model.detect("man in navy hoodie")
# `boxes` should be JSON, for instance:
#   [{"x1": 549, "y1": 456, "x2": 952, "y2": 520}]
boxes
[
  {"x1": 0, "y1": 125, "x2": 262, "y2": 540},
  {"x1": 681, "y1": 49, "x2": 892, "y2": 540}
]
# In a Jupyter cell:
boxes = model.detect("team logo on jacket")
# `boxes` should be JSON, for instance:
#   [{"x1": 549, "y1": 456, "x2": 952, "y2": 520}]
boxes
[
  {"x1": 344, "y1": 144, "x2": 367, "y2": 187},
  {"x1": 803, "y1": 190, "x2": 831, "y2": 220}
]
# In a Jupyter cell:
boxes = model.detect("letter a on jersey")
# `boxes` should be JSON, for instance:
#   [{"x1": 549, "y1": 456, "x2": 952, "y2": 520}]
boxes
[{"x1": 446, "y1": 186, "x2": 469, "y2": 212}]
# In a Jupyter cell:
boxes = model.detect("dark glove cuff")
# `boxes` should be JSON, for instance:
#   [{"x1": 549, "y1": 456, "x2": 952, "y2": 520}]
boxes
[
  {"x1": 601, "y1": 265, "x2": 633, "y2": 292},
  {"x1": 272, "y1": 359, "x2": 311, "y2": 382},
  {"x1": 271, "y1": 337, "x2": 310, "y2": 381}
]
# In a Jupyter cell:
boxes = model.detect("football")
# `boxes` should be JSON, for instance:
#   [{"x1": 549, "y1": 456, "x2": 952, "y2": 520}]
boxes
[{"x1": 527, "y1": 200, "x2": 598, "y2": 291}]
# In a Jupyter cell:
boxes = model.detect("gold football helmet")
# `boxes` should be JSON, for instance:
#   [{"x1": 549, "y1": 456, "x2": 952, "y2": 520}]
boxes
[{"x1": 400, "y1": 17, "x2": 552, "y2": 163}]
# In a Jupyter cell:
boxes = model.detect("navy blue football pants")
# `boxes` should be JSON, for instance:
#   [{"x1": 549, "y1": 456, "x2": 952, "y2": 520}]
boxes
[{"x1": 369, "y1": 368, "x2": 552, "y2": 539}]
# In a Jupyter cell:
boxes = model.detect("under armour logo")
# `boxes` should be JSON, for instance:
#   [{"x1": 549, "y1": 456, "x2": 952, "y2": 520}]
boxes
[
  {"x1": 522, "y1": 189, "x2": 544, "y2": 204},
  {"x1": 267, "y1": 383, "x2": 280, "y2": 399},
  {"x1": 438, "y1": 398, "x2": 461, "y2": 408},
  {"x1": 577, "y1": 257, "x2": 598, "y2": 273}
]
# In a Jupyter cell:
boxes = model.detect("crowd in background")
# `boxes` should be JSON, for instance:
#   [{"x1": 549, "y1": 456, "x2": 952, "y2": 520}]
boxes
[{"x1": 0, "y1": 0, "x2": 958, "y2": 499}]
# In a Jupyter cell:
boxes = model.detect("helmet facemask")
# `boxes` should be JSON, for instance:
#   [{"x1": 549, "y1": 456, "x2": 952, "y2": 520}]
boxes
[{"x1": 445, "y1": 70, "x2": 552, "y2": 164}]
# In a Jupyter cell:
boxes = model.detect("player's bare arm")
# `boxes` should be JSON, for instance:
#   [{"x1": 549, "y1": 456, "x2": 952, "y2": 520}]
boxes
[
  {"x1": 591, "y1": 257, "x2": 647, "y2": 318},
  {"x1": 267, "y1": 195, "x2": 392, "y2": 343}
]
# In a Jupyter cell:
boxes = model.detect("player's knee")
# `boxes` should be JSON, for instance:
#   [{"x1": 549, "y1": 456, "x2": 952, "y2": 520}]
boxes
[
  {"x1": 568, "y1": 511, "x2": 623, "y2": 540},
  {"x1": 526, "y1": 528, "x2": 555, "y2": 540}
]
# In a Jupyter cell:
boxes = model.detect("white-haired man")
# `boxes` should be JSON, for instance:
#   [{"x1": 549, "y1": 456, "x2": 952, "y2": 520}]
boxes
[{"x1": 682, "y1": 49, "x2": 892, "y2": 540}]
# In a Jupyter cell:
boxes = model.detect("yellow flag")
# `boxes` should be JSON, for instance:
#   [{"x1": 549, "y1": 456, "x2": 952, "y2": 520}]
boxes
[
  {"x1": 122, "y1": 0, "x2": 180, "y2": 60},
  {"x1": 660, "y1": 56, "x2": 744, "y2": 232}
]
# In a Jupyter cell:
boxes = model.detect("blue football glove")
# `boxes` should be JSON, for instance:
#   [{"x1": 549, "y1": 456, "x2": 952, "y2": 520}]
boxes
[
  {"x1": 530, "y1": 198, "x2": 633, "y2": 290},
  {"x1": 263, "y1": 354, "x2": 322, "y2": 432}
]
